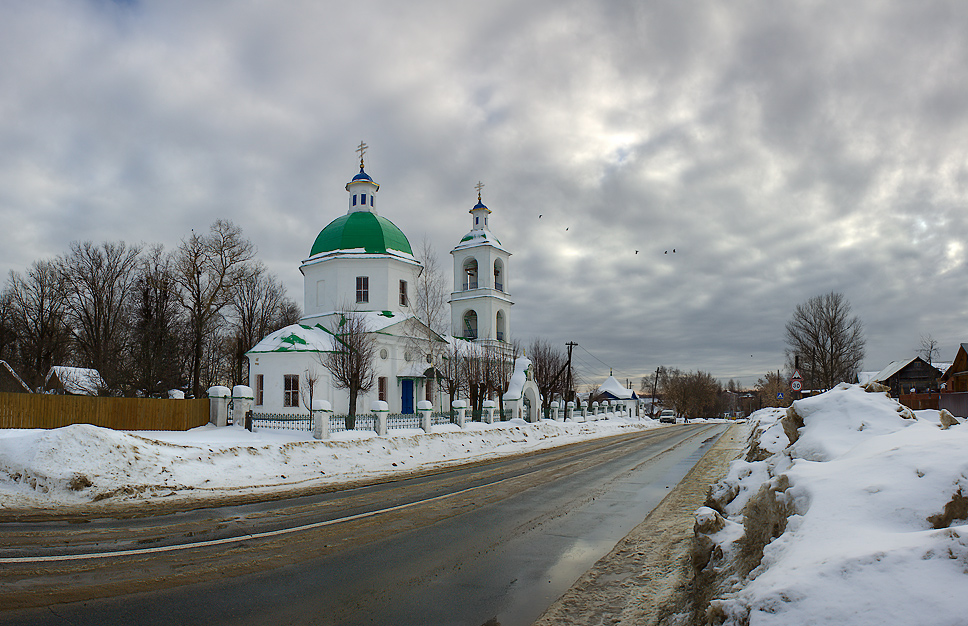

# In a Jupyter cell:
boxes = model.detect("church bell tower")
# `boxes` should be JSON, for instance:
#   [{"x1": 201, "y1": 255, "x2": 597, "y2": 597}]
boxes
[{"x1": 449, "y1": 183, "x2": 513, "y2": 346}]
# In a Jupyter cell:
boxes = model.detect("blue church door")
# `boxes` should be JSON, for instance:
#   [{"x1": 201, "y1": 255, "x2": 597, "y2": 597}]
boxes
[{"x1": 402, "y1": 379, "x2": 414, "y2": 414}]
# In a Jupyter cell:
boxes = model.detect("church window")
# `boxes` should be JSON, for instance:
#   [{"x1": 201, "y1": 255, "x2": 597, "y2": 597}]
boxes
[
  {"x1": 361, "y1": 193, "x2": 367, "y2": 205},
  {"x1": 255, "y1": 375, "x2": 264, "y2": 406},
  {"x1": 463, "y1": 259, "x2": 478, "y2": 290},
  {"x1": 379, "y1": 377, "x2": 388, "y2": 402},
  {"x1": 399, "y1": 280, "x2": 408, "y2": 307},
  {"x1": 494, "y1": 260, "x2": 503, "y2": 292},
  {"x1": 356, "y1": 276, "x2": 369, "y2": 303},
  {"x1": 496, "y1": 310, "x2": 506, "y2": 342},
  {"x1": 284, "y1": 374, "x2": 299, "y2": 407},
  {"x1": 463, "y1": 310, "x2": 478, "y2": 340},
  {"x1": 352, "y1": 195, "x2": 357, "y2": 206},
  {"x1": 370, "y1": 195, "x2": 374, "y2": 207},
  {"x1": 475, "y1": 216, "x2": 479, "y2": 225}
]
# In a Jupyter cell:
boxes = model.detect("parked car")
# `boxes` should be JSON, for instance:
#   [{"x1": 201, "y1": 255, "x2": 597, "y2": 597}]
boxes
[{"x1": 658, "y1": 409, "x2": 676, "y2": 423}]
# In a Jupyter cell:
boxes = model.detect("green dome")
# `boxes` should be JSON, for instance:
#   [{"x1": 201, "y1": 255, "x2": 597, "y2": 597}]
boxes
[{"x1": 310, "y1": 212, "x2": 413, "y2": 257}]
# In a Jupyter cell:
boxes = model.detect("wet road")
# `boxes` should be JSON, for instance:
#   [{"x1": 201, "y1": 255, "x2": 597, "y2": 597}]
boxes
[{"x1": 0, "y1": 423, "x2": 727, "y2": 626}]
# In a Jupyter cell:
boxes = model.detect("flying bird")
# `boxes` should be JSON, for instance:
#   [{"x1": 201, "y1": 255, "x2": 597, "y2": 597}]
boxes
[
  {"x1": 664, "y1": 251, "x2": 668, "y2": 254},
  {"x1": 635, "y1": 250, "x2": 639, "y2": 254},
  {"x1": 538, "y1": 214, "x2": 542, "y2": 218}
]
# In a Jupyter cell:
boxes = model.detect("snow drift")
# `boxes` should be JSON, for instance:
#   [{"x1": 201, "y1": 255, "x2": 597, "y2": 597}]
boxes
[
  {"x1": 687, "y1": 384, "x2": 968, "y2": 626},
  {"x1": 0, "y1": 416, "x2": 658, "y2": 509}
]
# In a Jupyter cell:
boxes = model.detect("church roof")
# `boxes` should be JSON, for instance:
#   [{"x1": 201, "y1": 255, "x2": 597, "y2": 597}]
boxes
[
  {"x1": 309, "y1": 211, "x2": 413, "y2": 257},
  {"x1": 351, "y1": 168, "x2": 373, "y2": 182}
]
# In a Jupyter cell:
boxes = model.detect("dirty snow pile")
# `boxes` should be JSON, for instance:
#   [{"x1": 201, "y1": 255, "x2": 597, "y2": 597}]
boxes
[
  {"x1": 692, "y1": 384, "x2": 968, "y2": 626},
  {"x1": 0, "y1": 415, "x2": 657, "y2": 509}
]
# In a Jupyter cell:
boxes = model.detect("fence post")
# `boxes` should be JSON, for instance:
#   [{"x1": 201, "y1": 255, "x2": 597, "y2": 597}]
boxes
[
  {"x1": 232, "y1": 385, "x2": 253, "y2": 427},
  {"x1": 372, "y1": 400, "x2": 389, "y2": 436},
  {"x1": 591, "y1": 401, "x2": 599, "y2": 420},
  {"x1": 453, "y1": 400, "x2": 467, "y2": 428},
  {"x1": 208, "y1": 386, "x2": 231, "y2": 427},
  {"x1": 313, "y1": 400, "x2": 332, "y2": 440},
  {"x1": 483, "y1": 400, "x2": 496, "y2": 424},
  {"x1": 418, "y1": 400, "x2": 433, "y2": 432},
  {"x1": 566, "y1": 401, "x2": 575, "y2": 421},
  {"x1": 550, "y1": 400, "x2": 560, "y2": 421}
]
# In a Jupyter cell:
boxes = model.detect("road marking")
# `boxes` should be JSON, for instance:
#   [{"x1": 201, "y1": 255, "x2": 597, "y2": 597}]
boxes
[{"x1": 0, "y1": 472, "x2": 527, "y2": 564}]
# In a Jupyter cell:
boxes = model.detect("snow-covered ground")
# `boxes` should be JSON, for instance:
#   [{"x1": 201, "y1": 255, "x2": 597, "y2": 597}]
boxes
[
  {"x1": 0, "y1": 414, "x2": 669, "y2": 510},
  {"x1": 694, "y1": 384, "x2": 968, "y2": 626}
]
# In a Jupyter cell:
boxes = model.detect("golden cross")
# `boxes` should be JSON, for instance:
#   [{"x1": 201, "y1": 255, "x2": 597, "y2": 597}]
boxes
[
  {"x1": 475, "y1": 181, "x2": 484, "y2": 202},
  {"x1": 356, "y1": 141, "x2": 368, "y2": 169}
]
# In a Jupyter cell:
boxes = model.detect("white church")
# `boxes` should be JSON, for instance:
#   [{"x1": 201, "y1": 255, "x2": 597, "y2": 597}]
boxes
[{"x1": 246, "y1": 147, "x2": 533, "y2": 417}]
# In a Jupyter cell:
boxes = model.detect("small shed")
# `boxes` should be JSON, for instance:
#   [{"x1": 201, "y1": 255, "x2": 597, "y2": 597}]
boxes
[
  {"x1": 0, "y1": 360, "x2": 31, "y2": 393},
  {"x1": 44, "y1": 366, "x2": 106, "y2": 396}
]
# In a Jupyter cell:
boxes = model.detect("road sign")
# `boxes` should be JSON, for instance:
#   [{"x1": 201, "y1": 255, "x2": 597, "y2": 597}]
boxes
[
  {"x1": 791, "y1": 380, "x2": 802, "y2": 391},
  {"x1": 777, "y1": 392, "x2": 784, "y2": 399},
  {"x1": 792, "y1": 369, "x2": 803, "y2": 381}
]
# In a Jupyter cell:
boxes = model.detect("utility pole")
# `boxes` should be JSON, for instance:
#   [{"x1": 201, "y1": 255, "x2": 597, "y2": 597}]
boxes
[
  {"x1": 651, "y1": 365, "x2": 660, "y2": 417},
  {"x1": 565, "y1": 341, "x2": 577, "y2": 404}
]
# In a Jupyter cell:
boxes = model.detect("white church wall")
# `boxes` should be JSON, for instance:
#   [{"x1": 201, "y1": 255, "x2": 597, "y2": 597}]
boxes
[{"x1": 301, "y1": 254, "x2": 420, "y2": 319}]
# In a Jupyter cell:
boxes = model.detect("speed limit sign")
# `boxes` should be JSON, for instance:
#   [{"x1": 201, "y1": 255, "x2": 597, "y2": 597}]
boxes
[{"x1": 791, "y1": 380, "x2": 802, "y2": 391}]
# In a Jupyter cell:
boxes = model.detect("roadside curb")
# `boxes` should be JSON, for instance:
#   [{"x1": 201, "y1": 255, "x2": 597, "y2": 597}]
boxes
[{"x1": 532, "y1": 422, "x2": 749, "y2": 626}]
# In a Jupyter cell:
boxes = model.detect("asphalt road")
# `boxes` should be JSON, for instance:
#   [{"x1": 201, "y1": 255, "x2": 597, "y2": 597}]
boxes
[{"x1": 0, "y1": 423, "x2": 727, "y2": 626}]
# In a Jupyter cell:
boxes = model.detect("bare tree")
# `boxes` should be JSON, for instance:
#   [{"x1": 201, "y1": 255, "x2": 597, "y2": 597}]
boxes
[
  {"x1": 60, "y1": 241, "x2": 142, "y2": 392},
  {"x1": 438, "y1": 337, "x2": 466, "y2": 420},
  {"x1": 918, "y1": 334, "x2": 940, "y2": 366},
  {"x1": 301, "y1": 366, "x2": 321, "y2": 419},
  {"x1": 321, "y1": 311, "x2": 377, "y2": 429},
  {"x1": 459, "y1": 344, "x2": 487, "y2": 419},
  {"x1": 784, "y1": 292, "x2": 865, "y2": 391},
  {"x1": 485, "y1": 339, "x2": 519, "y2": 419},
  {"x1": 228, "y1": 262, "x2": 300, "y2": 386},
  {"x1": 128, "y1": 246, "x2": 188, "y2": 397},
  {"x1": 0, "y1": 287, "x2": 17, "y2": 363},
  {"x1": 408, "y1": 238, "x2": 449, "y2": 409},
  {"x1": 6, "y1": 261, "x2": 71, "y2": 388},
  {"x1": 172, "y1": 220, "x2": 255, "y2": 397},
  {"x1": 756, "y1": 371, "x2": 791, "y2": 408},
  {"x1": 659, "y1": 367, "x2": 723, "y2": 418},
  {"x1": 527, "y1": 338, "x2": 567, "y2": 419}
]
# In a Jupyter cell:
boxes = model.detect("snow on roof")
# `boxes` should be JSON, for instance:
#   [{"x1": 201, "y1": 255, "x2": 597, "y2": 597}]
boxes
[
  {"x1": 597, "y1": 375, "x2": 635, "y2": 400},
  {"x1": 46, "y1": 366, "x2": 105, "y2": 395},
  {"x1": 869, "y1": 356, "x2": 941, "y2": 383},
  {"x1": 246, "y1": 323, "x2": 338, "y2": 354}
]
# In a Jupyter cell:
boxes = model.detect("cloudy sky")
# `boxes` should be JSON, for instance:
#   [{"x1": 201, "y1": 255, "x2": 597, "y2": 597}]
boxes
[{"x1": 2, "y1": 0, "x2": 967, "y2": 388}]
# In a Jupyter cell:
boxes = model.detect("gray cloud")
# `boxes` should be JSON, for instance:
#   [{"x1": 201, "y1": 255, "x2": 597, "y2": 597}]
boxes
[{"x1": 1, "y1": 0, "x2": 967, "y2": 389}]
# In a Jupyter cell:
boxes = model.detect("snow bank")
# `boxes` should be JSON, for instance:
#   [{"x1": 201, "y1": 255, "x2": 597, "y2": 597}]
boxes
[
  {"x1": 691, "y1": 384, "x2": 968, "y2": 626},
  {"x1": 0, "y1": 415, "x2": 657, "y2": 509}
]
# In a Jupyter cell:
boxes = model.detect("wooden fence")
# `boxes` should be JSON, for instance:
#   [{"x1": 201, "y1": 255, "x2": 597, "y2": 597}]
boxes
[
  {"x1": 898, "y1": 393, "x2": 940, "y2": 411},
  {"x1": 0, "y1": 392, "x2": 210, "y2": 431}
]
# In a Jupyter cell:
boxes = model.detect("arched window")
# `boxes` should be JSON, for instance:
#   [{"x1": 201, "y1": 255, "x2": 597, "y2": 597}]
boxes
[
  {"x1": 463, "y1": 258, "x2": 478, "y2": 290},
  {"x1": 496, "y1": 310, "x2": 506, "y2": 341},
  {"x1": 463, "y1": 310, "x2": 478, "y2": 340},
  {"x1": 493, "y1": 259, "x2": 504, "y2": 292}
]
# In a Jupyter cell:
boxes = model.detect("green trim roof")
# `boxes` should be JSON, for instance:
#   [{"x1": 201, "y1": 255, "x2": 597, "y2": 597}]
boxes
[{"x1": 310, "y1": 212, "x2": 413, "y2": 257}]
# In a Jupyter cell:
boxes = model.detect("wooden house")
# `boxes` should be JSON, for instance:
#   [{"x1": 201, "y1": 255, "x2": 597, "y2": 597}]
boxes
[{"x1": 941, "y1": 344, "x2": 968, "y2": 393}]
